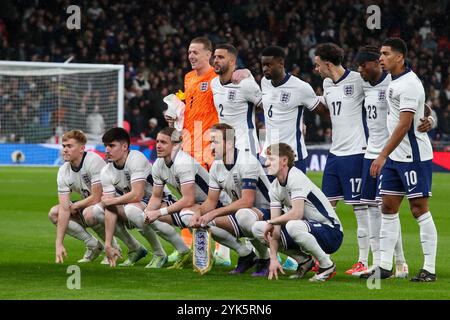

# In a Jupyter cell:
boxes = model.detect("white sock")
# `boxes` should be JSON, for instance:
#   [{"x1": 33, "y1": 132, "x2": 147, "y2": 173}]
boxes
[
  {"x1": 417, "y1": 212, "x2": 437, "y2": 274},
  {"x1": 125, "y1": 205, "x2": 166, "y2": 256},
  {"x1": 394, "y1": 218, "x2": 406, "y2": 265},
  {"x1": 151, "y1": 220, "x2": 189, "y2": 254},
  {"x1": 91, "y1": 224, "x2": 120, "y2": 251},
  {"x1": 379, "y1": 213, "x2": 400, "y2": 271},
  {"x1": 91, "y1": 204, "x2": 120, "y2": 250},
  {"x1": 114, "y1": 220, "x2": 141, "y2": 252},
  {"x1": 286, "y1": 220, "x2": 332, "y2": 268},
  {"x1": 354, "y1": 205, "x2": 370, "y2": 266},
  {"x1": 209, "y1": 225, "x2": 251, "y2": 257},
  {"x1": 368, "y1": 205, "x2": 381, "y2": 267},
  {"x1": 66, "y1": 220, "x2": 98, "y2": 248},
  {"x1": 235, "y1": 209, "x2": 268, "y2": 259}
]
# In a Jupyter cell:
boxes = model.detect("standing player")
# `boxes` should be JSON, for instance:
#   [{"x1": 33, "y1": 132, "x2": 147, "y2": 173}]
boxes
[
  {"x1": 314, "y1": 43, "x2": 373, "y2": 275},
  {"x1": 252, "y1": 143, "x2": 343, "y2": 282},
  {"x1": 100, "y1": 127, "x2": 174, "y2": 268},
  {"x1": 362, "y1": 38, "x2": 437, "y2": 281},
  {"x1": 190, "y1": 123, "x2": 272, "y2": 276},
  {"x1": 260, "y1": 46, "x2": 328, "y2": 173},
  {"x1": 356, "y1": 45, "x2": 435, "y2": 277},
  {"x1": 49, "y1": 130, "x2": 107, "y2": 263},
  {"x1": 211, "y1": 43, "x2": 262, "y2": 157},
  {"x1": 355, "y1": 45, "x2": 409, "y2": 277},
  {"x1": 143, "y1": 127, "x2": 212, "y2": 269},
  {"x1": 165, "y1": 37, "x2": 232, "y2": 265}
]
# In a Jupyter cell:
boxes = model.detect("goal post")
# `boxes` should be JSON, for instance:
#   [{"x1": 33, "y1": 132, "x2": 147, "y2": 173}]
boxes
[{"x1": 0, "y1": 61, "x2": 124, "y2": 165}]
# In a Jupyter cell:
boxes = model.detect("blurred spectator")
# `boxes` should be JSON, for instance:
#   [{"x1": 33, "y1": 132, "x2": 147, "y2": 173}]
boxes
[
  {"x1": 140, "y1": 117, "x2": 160, "y2": 141},
  {"x1": 86, "y1": 104, "x2": 105, "y2": 143}
]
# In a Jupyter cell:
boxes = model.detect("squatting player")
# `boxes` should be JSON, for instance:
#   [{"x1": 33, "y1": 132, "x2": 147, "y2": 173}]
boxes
[
  {"x1": 190, "y1": 123, "x2": 272, "y2": 276},
  {"x1": 50, "y1": 130, "x2": 107, "y2": 264},
  {"x1": 252, "y1": 143, "x2": 343, "y2": 282}
]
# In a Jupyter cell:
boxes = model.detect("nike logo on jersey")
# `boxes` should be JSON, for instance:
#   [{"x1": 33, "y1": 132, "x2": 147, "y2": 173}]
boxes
[
  {"x1": 351, "y1": 194, "x2": 361, "y2": 198},
  {"x1": 408, "y1": 186, "x2": 417, "y2": 192},
  {"x1": 218, "y1": 180, "x2": 225, "y2": 184}
]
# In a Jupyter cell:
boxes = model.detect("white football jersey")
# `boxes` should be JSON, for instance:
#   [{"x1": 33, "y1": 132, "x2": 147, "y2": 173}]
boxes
[
  {"x1": 152, "y1": 148, "x2": 209, "y2": 203},
  {"x1": 209, "y1": 149, "x2": 271, "y2": 209},
  {"x1": 386, "y1": 69, "x2": 433, "y2": 162},
  {"x1": 57, "y1": 151, "x2": 106, "y2": 198},
  {"x1": 361, "y1": 72, "x2": 390, "y2": 159},
  {"x1": 269, "y1": 166, "x2": 342, "y2": 231},
  {"x1": 211, "y1": 77, "x2": 262, "y2": 156},
  {"x1": 101, "y1": 150, "x2": 153, "y2": 201},
  {"x1": 323, "y1": 70, "x2": 367, "y2": 156},
  {"x1": 261, "y1": 74, "x2": 320, "y2": 160}
]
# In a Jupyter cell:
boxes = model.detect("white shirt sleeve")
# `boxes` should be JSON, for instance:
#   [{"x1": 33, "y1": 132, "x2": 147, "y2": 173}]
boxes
[
  {"x1": 240, "y1": 155, "x2": 259, "y2": 190},
  {"x1": 288, "y1": 170, "x2": 310, "y2": 201},
  {"x1": 300, "y1": 81, "x2": 320, "y2": 111},
  {"x1": 208, "y1": 163, "x2": 221, "y2": 191},
  {"x1": 129, "y1": 154, "x2": 148, "y2": 183},
  {"x1": 100, "y1": 167, "x2": 115, "y2": 194},
  {"x1": 269, "y1": 184, "x2": 282, "y2": 209},
  {"x1": 175, "y1": 154, "x2": 196, "y2": 185},
  {"x1": 57, "y1": 167, "x2": 70, "y2": 195},
  {"x1": 241, "y1": 78, "x2": 262, "y2": 106},
  {"x1": 399, "y1": 85, "x2": 419, "y2": 113},
  {"x1": 87, "y1": 154, "x2": 105, "y2": 186},
  {"x1": 151, "y1": 162, "x2": 164, "y2": 187}
]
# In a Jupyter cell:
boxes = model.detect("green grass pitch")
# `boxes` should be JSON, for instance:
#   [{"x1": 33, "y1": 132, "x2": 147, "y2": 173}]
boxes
[{"x1": 0, "y1": 166, "x2": 449, "y2": 300}]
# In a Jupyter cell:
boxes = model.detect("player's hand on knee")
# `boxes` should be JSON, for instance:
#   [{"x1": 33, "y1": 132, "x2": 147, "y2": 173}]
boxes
[
  {"x1": 144, "y1": 210, "x2": 160, "y2": 224},
  {"x1": 263, "y1": 224, "x2": 274, "y2": 242},
  {"x1": 55, "y1": 244, "x2": 67, "y2": 264},
  {"x1": 189, "y1": 213, "x2": 201, "y2": 228},
  {"x1": 268, "y1": 258, "x2": 284, "y2": 280},
  {"x1": 199, "y1": 214, "x2": 212, "y2": 228}
]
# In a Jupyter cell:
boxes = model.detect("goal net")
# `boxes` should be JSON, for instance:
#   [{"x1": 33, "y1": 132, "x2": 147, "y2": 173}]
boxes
[{"x1": 0, "y1": 61, "x2": 123, "y2": 165}]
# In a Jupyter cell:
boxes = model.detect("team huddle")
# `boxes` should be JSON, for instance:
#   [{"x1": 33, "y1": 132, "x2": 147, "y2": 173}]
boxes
[{"x1": 49, "y1": 37, "x2": 438, "y2": 283}]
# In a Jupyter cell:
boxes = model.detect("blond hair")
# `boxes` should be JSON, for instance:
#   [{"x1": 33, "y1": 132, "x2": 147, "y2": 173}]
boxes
[{"x1": 62, "y1": 130, "x2": 87, "y2": 145}]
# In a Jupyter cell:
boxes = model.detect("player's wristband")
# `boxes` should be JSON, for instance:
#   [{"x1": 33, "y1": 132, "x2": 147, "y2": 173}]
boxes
[
  {"x1": 428, "y1": 116, "x2": 435, "y2": 125},
  {"x1": 267, "y1": 220, "x2": 273, "y2": 225},
  {"x1": 160, "y1": 207, "x2": 169, "y2": 216}
]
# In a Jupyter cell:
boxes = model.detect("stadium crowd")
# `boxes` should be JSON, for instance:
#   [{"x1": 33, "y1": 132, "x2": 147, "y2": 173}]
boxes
[{"x1": 0, "y1": 0, "x2": 449, "y2": 144}]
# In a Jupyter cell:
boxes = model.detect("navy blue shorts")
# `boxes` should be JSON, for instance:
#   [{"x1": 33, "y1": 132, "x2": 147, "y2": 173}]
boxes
[
  {"x1": 259, "y1": 208, "x2": 271, "y2": 221},
  {"x1": 361, "y1": 158, "x2": 381, "y2": 204},
  {"x1": 379, "y1": 159, "x2": 432, "y2": 199},
  {"x1": 280, "y1": 225, "x2": 300, "y2": 251},
  {"x1": 304, "y1": 220, "x2": 343, "y2": 254},
  {"x1": 322, "y1": 153, "x2": 364, "y2": 204},
  {"x1": 228, "y1": 213, "x2": 245, "y2": 238}
]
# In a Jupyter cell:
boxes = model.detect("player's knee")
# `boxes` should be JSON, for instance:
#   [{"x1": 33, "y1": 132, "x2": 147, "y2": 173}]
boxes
[
  {"x1": 409, "y1": 199, "x2": 429, "y2": 218},
  {"x1": 48, "y1": 206, "x2": 58, "y2": 224},
  {"x1": 285, "y1": 220, "x2": 309, "y2": 236},
  {"x1": 180, "y1": 210, "x2": 193, "y2": 227},
  {"x1": 124, "y1": 204, "x2": 144, "y2": 226},
  {"x1": 381, "y1": 202, "x2": 397, "y2": 214},
  {"x1": 251, "y1": 221, "x2": 266, "y2": 241},
  {"x1": 235, "y1": 209, "x2": 257, "y2": 231},
  {"x1": 91, "y1": 204, "x2": 105, "y2": 225},
  {"x1": 82, "y1": 206, "x2": 96, "y2": 226}
]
